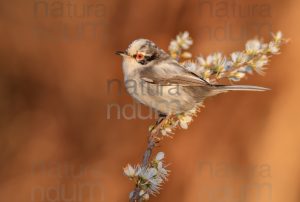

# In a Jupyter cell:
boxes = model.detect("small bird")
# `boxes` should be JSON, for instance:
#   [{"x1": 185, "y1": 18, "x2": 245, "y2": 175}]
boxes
[{"x1": 116, "y1": 39, "x2": 268, "y2": 116}]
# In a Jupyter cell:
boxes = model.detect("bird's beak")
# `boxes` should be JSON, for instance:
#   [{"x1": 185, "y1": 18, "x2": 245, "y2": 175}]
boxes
[{"x1": 115, "y1": 51, "x2": 127, "y2": 57}]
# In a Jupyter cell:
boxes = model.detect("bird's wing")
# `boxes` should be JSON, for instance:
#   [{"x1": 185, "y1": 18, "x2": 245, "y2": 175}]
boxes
[{"x1": 140, "y1": 62, "x2": 210, "y2": 87}]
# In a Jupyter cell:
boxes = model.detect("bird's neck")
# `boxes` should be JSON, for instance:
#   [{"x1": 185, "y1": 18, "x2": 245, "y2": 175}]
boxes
[{"x1": 122, "y1": 59, "x2": 141, "y2": 81}]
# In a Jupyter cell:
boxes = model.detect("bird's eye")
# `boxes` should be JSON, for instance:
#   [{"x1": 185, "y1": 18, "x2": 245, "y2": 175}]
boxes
[{"x1": 135, "y1": 53, "x2": 144, "y2": 60}]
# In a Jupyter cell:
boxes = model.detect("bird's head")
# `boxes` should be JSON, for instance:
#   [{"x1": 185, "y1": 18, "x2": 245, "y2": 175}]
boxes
[{"x1": 116, "y1": 39, "x2": 166, "y2": 67}]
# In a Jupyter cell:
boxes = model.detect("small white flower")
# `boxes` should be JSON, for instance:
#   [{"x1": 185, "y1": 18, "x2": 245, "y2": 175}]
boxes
[
  {"x1": 178, "y1": 115, "x2": 193, "y2": 129},
  {"x1": 206, "y1": 54, "x2": 214, "y2": 65},
  {"x1": 185, "y1": 107, "x2": 198, "y2": 116},
  {"x1": 224, "y1": 61, "x2": 233, "y2": 70},
  {"x1": 197, "y1": 56, "x2": 208, "y2": 66},
  {"x1": 197, "y1": 55, "x2": 215, "y2": 69},
  {"x1": 272, "y1": 31, "x2": 283, "y2": 42},
  {"x1": 161, "y1": 127, "x2": 173, "y2": 136},
  {"x1": 156, "y1": 152, "x2": 165, "y2": 161},
  {"x1": 157, "y1": 161, "x2": 169, "y2": 180},
  {"x1": 148, "y1": 177, "x2": 163, "y2": 195},
  {"x1": 255, "y1": 55, "x2": 268, "y2": 68},
  {"x1": 213, "y1": 53, "x2": 227, "y2": 71},
  {"x1": 252, "y1": 55, "x2": 268, "y2": 75},
  {"x1": 231, "y1": 52, "x2": 239, "y2": 63},
  {"x1": 268, "y1": 42, "x2": 280, "y2": 54},
  {"x1": 201, "y1": 53, "x2": 227, "y2": 73},
  {"x1": 180, "y1": 121, "x2": 188, "y2": 129},
  {"x1": 124, "y1": 164, "x2": 136, "y2": 178},
  {"x1": 212, "y1": 52, "x2": 223, "y2": 61},
  {"x1": 183, "y1": 61, "x2": 197, "y2": 72},
  {"x1": 231, "y1": 52, "x2": 248, "y2": 64},
  {"x1": 135, "y1": 165, "x2": 166, "y2": 196},
  {"x1": 168, "y1": 40, "x2": 179, "y2": 52},
  {"x1": 135, "y1": 165, "x2": 144, "y2": 176},
  {"x1": 176, "y1": 31, "x2": 193, "y2": 50},
  {"x1": 246, "y1": 39, "x2": 262, "y2": 54},
  {"x1": 140, "y1": 168, "x2": 158, "y2": 181}
]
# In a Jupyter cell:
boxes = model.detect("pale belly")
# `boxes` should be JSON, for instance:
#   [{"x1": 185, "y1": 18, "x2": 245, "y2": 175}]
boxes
[{"x1": 124, "y1": 77, "x2": 198, "y2": 114}]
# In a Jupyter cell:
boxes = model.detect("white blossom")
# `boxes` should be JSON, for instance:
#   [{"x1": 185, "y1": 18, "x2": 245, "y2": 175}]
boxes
[
  {"x1": 124, "y1": 164, "x2": 136, "y2": 178},
  {"x1": 272, "y1": 31, "x2": 283, "y2": 42},
  {"x1": 168, "y1": 40, "x2": 179, "y2": 52},
  {"x1": 148, "y1": 177, "x2": 162, "y2": 195},
  {"x1": 157, "y1": 161, "x2": 169, "y2": 180},
  {"x1": 161, "y1": 127, "x2": 173, "y2": 136},
  {"x1": 231, "y1": 52, "x2": 248, "y2": 64},
  {"x1": 197, "y1": 56, "x2": 210, "y2": 67},
  {"x1": 184, "y1": 61, "x2": 197, "y2": 72},
  {"x1": 269, "y1": 42, "x2": 280, "y2": 54},
  {"x1": 178, "y1": 115, "x2": 193, "y2": 129},
  {"x1": 186, "y1": 108, "x2": 198, "y2": 115},
  {"x1": 246, "y1": 39, "x2": 262, "y2": 54},
  {"x1": 224, "y1": 61, "x2": 233, "y2": 70},
  {"x1": 176, "y1": 31, "x2": 193, "y2": 50},
  {"x1": 140, "y1": 168, "x2": 157, "y2": 181},
  {"x1": 156, "y1": 152, "x2": 165, "y2": 161},
  {"x1": 255, "y1": 55, "x2": 269, "y2": 68},
  {"x1": 211, "y1": 52, "x2": 223, "y2": 63},
  {"x1": 206, "y1": 54, "x2": 217, "y2": 66},
  {"x1": 253, "y1": 55, "x2": 268, "y2": 75}
]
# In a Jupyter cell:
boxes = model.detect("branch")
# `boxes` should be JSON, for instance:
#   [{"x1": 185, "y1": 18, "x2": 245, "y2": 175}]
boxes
[{"x1": 129, "y1": 116, "x2": 170, "y2": 202}]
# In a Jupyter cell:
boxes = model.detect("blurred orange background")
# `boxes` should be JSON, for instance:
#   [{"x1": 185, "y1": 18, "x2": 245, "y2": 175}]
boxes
[{"x1": 0, "y1": 0, "x2": 299, "y2": 202}]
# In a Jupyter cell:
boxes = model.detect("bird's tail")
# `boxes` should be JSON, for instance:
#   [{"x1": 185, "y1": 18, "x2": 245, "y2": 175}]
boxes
[{"x1": 215, "y1": 85, "x2": 270, "y2": 92}]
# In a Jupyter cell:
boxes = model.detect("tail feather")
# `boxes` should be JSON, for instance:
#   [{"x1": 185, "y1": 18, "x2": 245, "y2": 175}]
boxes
[{"x1": 214, "y1": 85, "x2": 270, "y2": 92}]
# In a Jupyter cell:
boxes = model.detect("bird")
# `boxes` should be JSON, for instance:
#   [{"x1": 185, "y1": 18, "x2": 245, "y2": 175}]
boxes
[{"x1": 116, "y1": 39, "x2": 268, "y2": 117}]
